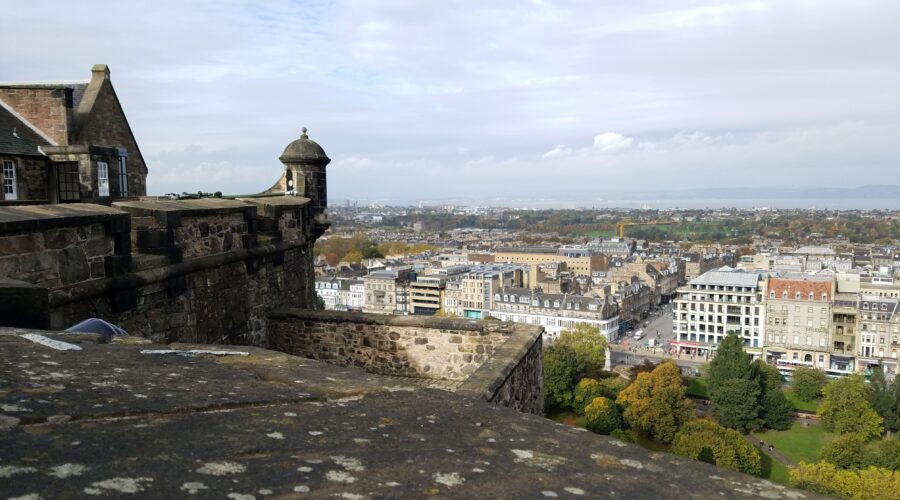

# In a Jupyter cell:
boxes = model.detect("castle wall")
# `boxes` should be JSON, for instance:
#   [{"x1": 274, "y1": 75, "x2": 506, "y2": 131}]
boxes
[
  {"x1": 268, "y1": 308, "x2": 545, "y2": 414},
  {"x1": 0, "y1": 198, "x2": 316, "y2": 346}
]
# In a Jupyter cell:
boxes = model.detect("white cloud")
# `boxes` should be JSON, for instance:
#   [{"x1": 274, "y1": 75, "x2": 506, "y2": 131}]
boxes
[
  {"x1": 542, "y1": 144, "x2": 573, "y2": 159},
  {"x1": 592, "y1": 132, "x2": 635, "y2": 153}
]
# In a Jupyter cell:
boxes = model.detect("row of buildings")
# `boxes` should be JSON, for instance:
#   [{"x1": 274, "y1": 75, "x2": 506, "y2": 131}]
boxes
[{"x1": 672, "y1": 266, "x2": 900, "y2": 377}]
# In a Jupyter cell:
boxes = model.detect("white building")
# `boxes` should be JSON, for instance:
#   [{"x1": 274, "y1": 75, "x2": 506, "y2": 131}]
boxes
[
  {"x1": 672, "y1": 268, "x2": 766, "y2": 357},
  {"x1": 490, "y1": 287, "x2": 619, "y2": 343}
]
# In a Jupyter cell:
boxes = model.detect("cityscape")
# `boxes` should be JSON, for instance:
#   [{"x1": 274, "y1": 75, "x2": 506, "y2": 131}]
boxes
[{"x1": 2, "y1": 1, "x2": 900, "y2": 499}]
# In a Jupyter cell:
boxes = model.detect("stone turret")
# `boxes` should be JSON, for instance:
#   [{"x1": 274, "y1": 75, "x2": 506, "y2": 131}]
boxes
[{"x1": 279, "y1": 127, "x2": 330, "y2": 217}]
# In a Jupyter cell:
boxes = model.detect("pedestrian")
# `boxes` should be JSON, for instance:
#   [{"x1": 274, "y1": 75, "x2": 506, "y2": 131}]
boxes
[{"x1": 768, "y1": 445, "x2": 773, "y2": 452}]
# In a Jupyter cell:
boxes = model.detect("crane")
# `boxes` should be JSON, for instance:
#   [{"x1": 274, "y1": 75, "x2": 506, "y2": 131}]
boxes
[{"x1": 616, "y1": 220, "x2": 675, "y2": 238}]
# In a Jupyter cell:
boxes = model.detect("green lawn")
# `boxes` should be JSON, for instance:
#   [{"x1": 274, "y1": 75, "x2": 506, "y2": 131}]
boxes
[
  {"x1": 685, "y1": 377, "x2": 709, "y2": 398},
  {"x1": 759, "y1": 451, "x2": 791, "y2": 485},
  {"x1": 783, "y1": 390, "x2": 821, "y2": 413},
  {"x1": 753, "y1": 422, "x2": 833, "y2": 464}
]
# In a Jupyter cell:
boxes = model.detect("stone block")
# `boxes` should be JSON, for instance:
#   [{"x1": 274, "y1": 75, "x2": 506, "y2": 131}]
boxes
[
  {"x1": 0, "y1": 278, "x2": 49, "y2": 329},
  {"x1": 41, "y1": 229, "x2": 76, "y2": 250},
  {"x1": 58, "y1": 246, "x2": 90, "y2": 285}
]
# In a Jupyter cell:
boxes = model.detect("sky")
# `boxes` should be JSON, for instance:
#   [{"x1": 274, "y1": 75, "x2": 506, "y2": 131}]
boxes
[{"x1": 2, "y1": 0, "x2": 899, "y2": 204}]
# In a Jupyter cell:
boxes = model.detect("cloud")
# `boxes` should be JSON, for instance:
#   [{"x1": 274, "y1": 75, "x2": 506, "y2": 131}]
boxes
[
  {"x1": 542, "y1": 144, "x2": 573, "y2": 159},
  {"x1": 592, "y1": 132, "x2": 635, "y2": 153}
]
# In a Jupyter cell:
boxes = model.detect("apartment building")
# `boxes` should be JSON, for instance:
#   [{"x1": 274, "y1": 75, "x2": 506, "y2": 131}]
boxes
[
  {"x1": 410, "y1": 276, "x2": 444, "y2": 316},
  {"x1": 490, "y1": 287, "x2": 619, "y2": 342},
  {"x1": 672, "y1": 269, "x2": 765, "y2": 357},
  {"x1": 858, "y1": 296, "x2": 900, "y2": 376},
  {"x1": 458, "y1": 264, "x2": 527, "y2": 319},
  {"x1": 761, "y1": 275, "x2": 835, "y2": 371},
  {"x1": 363, "y1": 268, "x2": 413, "y2": 315},
  {"x1": 314, "y1": 277, "x2": 365, "y2": 311},
  {"x1": 494, "y1": 246, "x2": 606, "y2": 279}
]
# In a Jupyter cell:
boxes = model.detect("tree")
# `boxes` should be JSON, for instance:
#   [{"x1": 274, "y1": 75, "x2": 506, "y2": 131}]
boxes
[
  {"x1": 707, "y1": 332, "x2": 756, "y2": 396},
  {"x1": 584, "y1": 397, "x2": 621, "y2": 435},
  {"x1": 868, "y1": 368, "x2": 898, "y2": 433},
  {"x1": 671, "y1": 419, "x2": 762, "y2": 476},
  {"x1": 573, "y1": 378, "x2": 603, "y2": 415},
  {"x1": 711, "y1": 378, "x2": 763, "y2": 433},
  {"x1": 754, "y1": 360, "x2": 792, "y2": 431},
  {"x1": 556, "y1": 323, "x2": 609, "y2": 375},
  {"x1": 823, "y1": 433, "x2": 868, "y2": 470},
  {"x1": 343, "y1": 250, "x2": 363, "y2": 263},
  {"x1": 616, "y1": 361, "x2": 695, "y2": 444},
  {"x1": 598, "y1": 377, "x2": 628, "y2": 400},
  {"x1": 792, "y1": 367, "x2": 828, "y2": 402},
  {"x1": 863, "y1": 436, "x2": 900, "y2": 471},
  {"x1": 790, "y1": 462, "x2": 900, "y2": 500},
  {"x1": 543, "y1": 345, "x2": 587, "y2": 411},
  {"x1": 819, "y1": 375, "x2": 884, "y2": 440}
]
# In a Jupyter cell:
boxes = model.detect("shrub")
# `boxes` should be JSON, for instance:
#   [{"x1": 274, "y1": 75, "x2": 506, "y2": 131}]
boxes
[
  {"x1": 584, "y1": 397, "x2": 621, "y2": 435},
  {"x1": 792, "y1": 367, "x2": 828, "y2": 402},
  {"x1": 671, "y1": 418, "x2": 762, "y2": 476}
]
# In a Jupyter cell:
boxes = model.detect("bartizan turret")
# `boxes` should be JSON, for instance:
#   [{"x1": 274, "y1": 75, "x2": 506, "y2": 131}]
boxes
[{"x1": 279, "y1": 127, "x2": 330, "y2": 236}]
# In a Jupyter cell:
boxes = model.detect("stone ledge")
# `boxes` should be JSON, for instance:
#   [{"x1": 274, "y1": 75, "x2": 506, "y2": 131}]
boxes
[
  {"x1": 456, "y1": 322, "x2": 542, "y2": 402},
  {"x1": 0, "y1": 203, "x2": 129, "y2": 233},
  {"x1": 269, "y1": 307, "x2": 543, "y2": 335},
  {"x1": 114, "y1": 199, "x2": 257, "y2": 228}
]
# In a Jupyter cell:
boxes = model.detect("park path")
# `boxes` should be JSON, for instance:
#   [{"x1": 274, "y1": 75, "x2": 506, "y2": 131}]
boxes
[{"x1": 745, "y1": 434, "x2": 795, "y2": 467}]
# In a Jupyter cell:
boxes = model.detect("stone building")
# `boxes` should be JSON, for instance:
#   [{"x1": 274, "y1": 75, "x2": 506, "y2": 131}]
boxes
[
  {"x1": 457, "y1": 264, "x2": 527, "y2": 319},
  {"x1": 363, "y1": 268, "x2": 413, "y2": 315},
  {"x1": 0, "y1": 65, "x2": 147, "y2": 203},
  {"x1": 761, "y1": 275, "x2": 835, "y2": 373},
  {"x1": 494, "y1": 246, "x2": 607, "y2": 282},
  {"x1": 490, "y1": 286, "x2": 619, "y2": 342},
  {"x1": 858, "y1": 295, "x2": 900, "y2": 376},
  {"x1": 673, "y1": 269, "x2": 766, "y2": 358}
]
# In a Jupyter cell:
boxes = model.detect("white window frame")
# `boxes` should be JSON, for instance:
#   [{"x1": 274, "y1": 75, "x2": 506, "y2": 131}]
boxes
[
  {"x1": 97, "y1": 161, "x2": 110, "y2": 197},
  {"x1": 2, "y1": 160, "x2": 17, "y2": 200}
]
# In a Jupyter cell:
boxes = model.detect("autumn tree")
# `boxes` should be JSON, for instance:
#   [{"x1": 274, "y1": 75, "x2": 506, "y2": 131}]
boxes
[
  {"x1": 573, "y1": 378, "x2": 603, "y2": 414},
  {"x1": 616, "y1": 361, "x2": 695, "y2": 444},
  {"x1": 790, "y1": 462, "x2": 900, "y2": 500},
  {"x1": 818, "y1": 375, "x2": 884, "y2": 440},
  {"x1": 584, "y1": 397, "x2": 621, "y2": 435},
  {"x1": 822, "y1": 433, "x2": 869, "y2": 470},
  {"x1": 671, "y1": 418, "x2": 762, "y2": 476}
]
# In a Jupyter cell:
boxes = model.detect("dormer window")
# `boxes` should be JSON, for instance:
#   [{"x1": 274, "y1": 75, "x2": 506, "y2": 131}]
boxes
[
  {"x1": 503, "y1": 294, "x2": 508, "y2": 302},
  {"x1": 589, "y1": 304, "x2": 598, "y2": 311},
  {"x1": 554, "y1": 300, "x2": 560, "y2": 307},
  {"x1": 544, "y1": 300, "x2": 550, "y2": 307},
  {"x1": 808, "y1": 292, "x2": 814, "y2": 300},
  {"x1": 864, "y1": 303, "x2": 870, "y2": 310},
  {"x1": 495, "y1": 294, "x2": 501, "y2": 301},
  {"x1": 795, "y1": 292, "x2": 801, "y2": 300},
  {"x1": 575, "y1": 303, "x2": 580, "y2": 310},
  {"x1": 822, "y1": 293, "x2": 827, "y2": 301},
  {"x1": 782, "y1": 291, "x2": 788, "y2": 299},
  {"x1": 770, "y1": 292, "x2": 775, "y2": 298}
]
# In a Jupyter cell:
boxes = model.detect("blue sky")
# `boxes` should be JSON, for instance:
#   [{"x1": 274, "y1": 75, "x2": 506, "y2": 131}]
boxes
[{"x1": 2, "y1": 0, "x2": 899, "y2": 203}]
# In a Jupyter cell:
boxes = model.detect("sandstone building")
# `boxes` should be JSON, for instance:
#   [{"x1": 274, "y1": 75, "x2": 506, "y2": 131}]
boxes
[{"x1": 0, "y1": 65, "x2": 147, "y2": 203}]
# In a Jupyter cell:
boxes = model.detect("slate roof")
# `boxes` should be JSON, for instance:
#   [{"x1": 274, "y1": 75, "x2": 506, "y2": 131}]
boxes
[
  {"x1": 690, "y1": 269, "x2": 762, "y2": 288},
  {"x1": 0, "y1": 102, "x2": 51, "y2": 156}
]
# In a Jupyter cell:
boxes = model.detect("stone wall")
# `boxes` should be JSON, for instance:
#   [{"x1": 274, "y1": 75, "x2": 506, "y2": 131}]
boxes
[
  {"x1": 0, "y1": 155, "x2": 48, "y2": 201},
  {"x1": 267, "y1": 309, "x2": 515, "y2": 381},
  {"x1": 0, "y1": 87, "x2": 71, "y2": 145},
  {"x1": 267, "y1": 308, "x2": 545, "y2": 414},
  {"x1": 0, "y1": 197, "x2": 318, "y2": 346}
]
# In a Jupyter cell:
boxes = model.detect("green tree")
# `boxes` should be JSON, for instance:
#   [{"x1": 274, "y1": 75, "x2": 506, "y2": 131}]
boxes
[
  {"x1": 343, "y1": 250, "x2": 363, "y2": 263},
  {"x1": 584, "y1": 397, "x2": 621, "y2": 435},
  {"x1": 819, "y1": 375, "x2": 884, "y2": 440},
  {"x1": 573, "y1": 378, "x2": 604, "y2": 415},
  {"x1": 711, "y1": 378, "x2": 763, "y2": 432},
  {"x1": 754, "y1": 360, "x2": 792, "y2": 431},
  {"x1": 543, "y1": 345, "x2": 587, "y2": 411},
  {"x1": 616, "y1": 361, "x2": 695, "y2": 444},
  {"x1": 863, "y1": 436, "x2": 900, "y2": 471},
  {"x1": 868, "y1": 368, "x2": 898, "y2": 433},
  {"x1": 792, "y1": 367, "x2": 828, "y2": 402},
  {"x1": 823, "y1": 433, "x2": 868, "y2": 470},
  {"x1": 671, "y1": 418, "x2": 762, "y2": 476},
  {"x1": 598, "y1": 377, "x2": 628, "y2": 400},
  {"x1": 556, "y1": 323, "x2": 609, "y2": 375},
  {"x1": 707, "y1": 332, "x2": 756, "y2": 396}
]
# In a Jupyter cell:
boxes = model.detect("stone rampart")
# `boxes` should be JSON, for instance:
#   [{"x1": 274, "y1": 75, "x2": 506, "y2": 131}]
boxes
[
  {"x1": 268, "y1": 308, "x2": 544, "y2": 413},
  {"x1": 0, "y1": 197, "x2": 317, "y2": 345}
]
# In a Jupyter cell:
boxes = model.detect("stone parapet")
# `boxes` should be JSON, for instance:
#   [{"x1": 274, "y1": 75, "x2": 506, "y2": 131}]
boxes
[{"x1": 268, "y1": 308, "x2": 545, "y2": 414}]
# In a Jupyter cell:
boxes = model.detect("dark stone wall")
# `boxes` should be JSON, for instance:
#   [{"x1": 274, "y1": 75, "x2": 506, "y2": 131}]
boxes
[
  {"x1": 0, "y1": 155, "x2": 48, "y2": 201},
  {"x1": 488, "y1": 335, "x2": 543, "y2": 414}
]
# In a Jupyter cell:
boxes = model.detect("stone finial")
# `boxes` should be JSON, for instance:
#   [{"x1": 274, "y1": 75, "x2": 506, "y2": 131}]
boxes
[{"x1": 301, "y1": 127, "x2": 308, "y2": 138}]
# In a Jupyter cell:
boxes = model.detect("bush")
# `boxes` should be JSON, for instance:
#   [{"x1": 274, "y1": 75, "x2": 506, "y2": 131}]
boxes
[
  {"x1": 598, "y1": 377, "x2": 628, "y2": 399},
  {"x1": 573, "y1": 378, "x2": 604, "y2": 414},
  {"x1": 863, "y1": 437, "x2": 900, "y2": 471},
  {"x1": 823, "y1": 433, "x2": 868, "y2": 470},
  {"x1": 543, "y1": 345, "x2": 587, "y2": 411},
  {"x1": 671, "y1": 418, "x2": 762, "y2": 476},
  {"x1": 610, "y1": 428, "x2": 635, "y2": 443},
  {"x1": 617, "y1": 361, "x2": 695, "y2": 444},
  {"x1": 790, "y1": 462, "x2": 900, "y2": 499},
  {"x1": 584, "y1": 397, "x2": 621, "y2": 434},
  {"x1": 792, "y1": 367, "x2": 828, "y2": 402}
]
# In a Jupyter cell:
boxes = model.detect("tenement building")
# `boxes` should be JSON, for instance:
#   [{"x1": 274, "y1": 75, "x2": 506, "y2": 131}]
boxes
[
  {"x1": 761, "y1": 275, "x2": 836, "y2": 374},
  {"x1": 0, "y1": 65, "x2": 147, "y2": 203},
  {"x1": 672, "y1": 268, "x2": 765, "y2": 358},
  {"x1": 490, "y1": 287, "x2": 620, "y2": 342},
  {"x1": 858, "y1": 295, "x2": 900, "y2": 376}
]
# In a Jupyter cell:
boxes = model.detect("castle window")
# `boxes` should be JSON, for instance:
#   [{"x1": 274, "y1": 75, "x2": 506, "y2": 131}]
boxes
[
  {"x1": 2, "y1": 160, "x2": 16, "y2": 200},
  {"x1": 97, "y1": 162, "x2": 110, "y2": 197},
  {"x1": 118, "y1": 156, "x2": 128, "y2": 196}
]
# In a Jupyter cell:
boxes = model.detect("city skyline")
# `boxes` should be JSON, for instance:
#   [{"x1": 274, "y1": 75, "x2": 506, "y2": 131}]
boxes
[{"x1": 3, "y1": 1, "x2": 899, "y2": 202}]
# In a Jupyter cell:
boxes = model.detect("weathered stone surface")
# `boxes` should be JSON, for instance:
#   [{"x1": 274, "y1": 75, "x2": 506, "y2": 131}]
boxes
[
  {"x1": 0, "y1": 331, "x2": 816, "y2": 499},
  {"x1": 57, "y1": 246, "x2": 90, "y2": 284}
]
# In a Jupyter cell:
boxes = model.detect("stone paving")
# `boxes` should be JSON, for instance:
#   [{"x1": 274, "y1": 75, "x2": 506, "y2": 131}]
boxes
[{"x1": 0, "y1": 329, "x2": 818, "y2": 499}]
